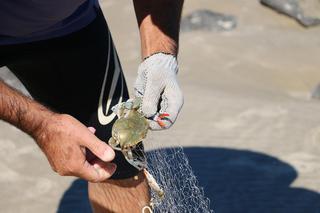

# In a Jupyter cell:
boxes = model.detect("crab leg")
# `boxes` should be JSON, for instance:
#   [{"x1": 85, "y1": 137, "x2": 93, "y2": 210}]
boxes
[{"x1": 124, "y1": 149, "x2": 146, "y2": 171}]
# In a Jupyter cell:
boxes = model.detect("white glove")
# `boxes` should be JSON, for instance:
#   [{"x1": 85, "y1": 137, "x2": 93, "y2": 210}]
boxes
[{"x1": 134, "y1": 53, "x2": 184, "y2": 130}]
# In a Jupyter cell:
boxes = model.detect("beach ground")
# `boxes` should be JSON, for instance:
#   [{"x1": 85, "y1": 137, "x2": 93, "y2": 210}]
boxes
[{"x1": 1, "y1": 0, "x2": 320, "y2": 212}]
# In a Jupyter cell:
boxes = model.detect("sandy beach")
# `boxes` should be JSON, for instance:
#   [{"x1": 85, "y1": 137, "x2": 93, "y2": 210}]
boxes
[{"x1": 1, "y1": 0, "x2": 320, "y2": 212}]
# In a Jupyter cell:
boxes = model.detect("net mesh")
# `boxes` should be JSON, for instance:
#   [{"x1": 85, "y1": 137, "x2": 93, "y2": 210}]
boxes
[
  {"x1": 110, "y1": 99, "x2": 213, "y2": 212},
  {"x1": 141, "y1": 134, "x2": 213, "y2": 213}
]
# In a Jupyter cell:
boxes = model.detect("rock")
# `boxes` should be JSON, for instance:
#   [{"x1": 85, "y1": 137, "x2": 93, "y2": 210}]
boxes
[
  {"x1": 180, "y1": 9, "x2": 237, "y2": 32},
  {"x1": 311, "y1": 83, "x2": 320, "y2": 99},
  {"x1": 260, "y1": 0, "x2": 320, "y2": 27}
]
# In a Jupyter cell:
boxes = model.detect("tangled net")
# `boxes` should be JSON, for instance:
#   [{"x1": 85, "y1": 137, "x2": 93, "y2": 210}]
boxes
[
  {"x1": 109, "y1": 98, "x2": 213, "y2": 212},
  {"x1": 143, "y1": 143, "x2": 213, "y2": 213}
]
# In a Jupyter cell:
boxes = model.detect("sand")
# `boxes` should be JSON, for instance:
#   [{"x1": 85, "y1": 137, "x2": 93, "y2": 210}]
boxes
[{"x1": 0, "y1": 0, "x2": 320, "y2": 212}]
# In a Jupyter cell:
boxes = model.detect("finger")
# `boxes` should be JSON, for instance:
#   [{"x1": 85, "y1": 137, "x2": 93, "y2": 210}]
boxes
[
  {"x1": 148, "y1": 115, "x2": 172, "y2": 130},
  {"x1": 142, "y1": 78, "x2": 165, "y2": 118},
  {"x1": 92, "y1": 159, "x2": 117, "y2": 181},
  {"x1": 88, "y1": 127, "x2": 96, "y2": 134},
  {"x1": 148, "y1": 119, "x2": 163, "y2": 130},
  {"x1": 134, "y1": 77, "x2": 144, "y2": 97},
  {"x1": 150, "y1": 82, "x2": 183, "y2": 130},
  {"x1": 78, "y1": 160, "x2": 116, "y2": 182},
  {"x1": 134, "y1": 65, "x2": 146, "y2": 97},
  {"x1": 92, "y1": 159, "x2": 117, "y2": 176},
  {"x1": 86, "y1": 127, "x2": 100, "y2": 159},
  {"x1": 80, "y1": 131, "x2": 115, "y2": 162},
  {"x1": 162, "y1": 84, "x2": 184, "y2": 128}
]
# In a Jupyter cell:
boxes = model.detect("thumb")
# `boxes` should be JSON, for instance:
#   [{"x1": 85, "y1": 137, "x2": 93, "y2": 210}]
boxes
[{"x1": 80, "y1": 130, "x2": 115, "y2": 162}]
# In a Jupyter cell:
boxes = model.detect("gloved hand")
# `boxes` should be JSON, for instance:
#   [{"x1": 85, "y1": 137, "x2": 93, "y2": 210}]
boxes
[{"x1": 134, "y1": 53, "x2": 184, "y2": 130}]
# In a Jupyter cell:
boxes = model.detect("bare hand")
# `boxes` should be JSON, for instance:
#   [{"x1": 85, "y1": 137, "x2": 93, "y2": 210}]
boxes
[{"x1": 35, "y1": 114, "x2": 116, "y2": 182}]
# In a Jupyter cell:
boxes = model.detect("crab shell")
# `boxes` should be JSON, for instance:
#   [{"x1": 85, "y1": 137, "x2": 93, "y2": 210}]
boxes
[{"x1": 111, "y1": 109, "x2": 149, "y2": 150}]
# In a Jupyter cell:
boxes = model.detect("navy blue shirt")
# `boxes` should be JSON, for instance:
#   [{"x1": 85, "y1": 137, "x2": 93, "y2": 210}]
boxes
[{"x1": 0, "y1": 0, "x2": 98, "y2": 45}]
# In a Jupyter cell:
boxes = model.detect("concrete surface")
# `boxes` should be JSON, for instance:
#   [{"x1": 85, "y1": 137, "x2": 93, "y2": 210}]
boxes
[{"x1": 1, "y1": 0, "x2": 320, "y2": 212}]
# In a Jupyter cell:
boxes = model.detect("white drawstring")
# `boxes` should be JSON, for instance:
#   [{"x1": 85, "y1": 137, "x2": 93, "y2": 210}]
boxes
[{"x1": 142, "y1": 206, "x2": 153, "y2": 213}]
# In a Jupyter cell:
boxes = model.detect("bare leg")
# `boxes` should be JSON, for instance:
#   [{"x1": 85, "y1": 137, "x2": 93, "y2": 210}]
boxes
[{"x1": 89, "y1": 171, "x2": 150, "y2": 213}]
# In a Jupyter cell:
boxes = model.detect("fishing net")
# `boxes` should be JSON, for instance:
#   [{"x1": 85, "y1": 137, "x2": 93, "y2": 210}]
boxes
[
  {"x1": 110, "y1": 99, "x2": 213, "y2": 213},
  {"x1": 142, "y1": 134, "x2": 214, "y2": 213}
]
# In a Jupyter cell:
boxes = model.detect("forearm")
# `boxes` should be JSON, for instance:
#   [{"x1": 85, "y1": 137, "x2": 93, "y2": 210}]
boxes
[
  {"x1": 133, "y1": 0, "x2": 184, "y2": 58},
  {"x1": 0, "y1": 79, "x2": 54, "y2": 138}
]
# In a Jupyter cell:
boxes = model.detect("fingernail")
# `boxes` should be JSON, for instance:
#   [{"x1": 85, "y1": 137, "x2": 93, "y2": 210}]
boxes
[
  {"x1": 103, "y1": 148, "x2": 115, "y2": 161},
  {"x1": 88, "y1": 127, "x2": 96, "y2": 134},
  {"x1": 93, "y1": 163, "x2": 114, "y2": 178},
  {"x1": 97, "y1": 164, "x2": 117, "y2": 180},
  {"x1": 93, "y1": 163, "x2": 100, "y2": 170},
  {"x1": 107, "y1": 163, "x2": 117, "y2": 172},
  {"x1": 93, "y1": 164, "x2": 103, "y2": 179}
]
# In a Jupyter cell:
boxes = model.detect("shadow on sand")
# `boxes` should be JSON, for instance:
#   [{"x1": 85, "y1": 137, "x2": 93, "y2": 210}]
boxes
[{"x1": 57, "y1": 147, "x2": 320, "y2": 213}]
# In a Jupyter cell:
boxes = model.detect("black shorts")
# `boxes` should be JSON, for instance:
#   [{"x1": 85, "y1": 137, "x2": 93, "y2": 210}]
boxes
[{"x1": 0, "y1": 10, "x2": 139, "y2": 179}]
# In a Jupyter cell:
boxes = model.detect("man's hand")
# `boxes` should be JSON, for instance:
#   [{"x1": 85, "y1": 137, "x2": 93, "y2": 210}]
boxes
[
  {"x1": 35, "y1": 114, "x2": 116, "y2": 182},
  {"x1": 134, "y1": 53, "x2": 183, "y2": 130},
  {"x1": 1, "y1": 79, "x2": 116, "y2": 182}
]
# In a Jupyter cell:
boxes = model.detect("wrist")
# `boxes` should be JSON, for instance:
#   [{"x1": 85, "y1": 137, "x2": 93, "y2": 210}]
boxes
[
  {"x1": 139, "y1": 16, "x2": 178, "y2": 59},
  {"x1": 141, "y1": 38, "x2": 178, "y2": 59},
  {"x1": 29, "y1": 108, "x2": 57, "y2": 142},
  {"x1": 141, "y1": 40, "x2": 178, "y2": 59}
]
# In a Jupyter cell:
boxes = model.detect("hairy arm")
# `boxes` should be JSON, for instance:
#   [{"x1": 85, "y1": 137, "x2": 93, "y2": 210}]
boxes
[
  {"x1": 0, "y1": 79, "x2": 53, "y2": 138},
  {"x1": 0, "y1": 79, "x2": 116, "y2": 182},
  {"x1": 133, "y1": 0, "x2": 184, "y2": 58}
]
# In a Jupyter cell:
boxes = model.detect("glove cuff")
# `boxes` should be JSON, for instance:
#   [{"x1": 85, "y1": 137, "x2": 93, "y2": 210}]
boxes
[
  {"x1": 139, "y1": 52, "x2": 178, "y2": 75},
  {"x1": 143, "y1": 52, "x2": 176, "y2": 61}
]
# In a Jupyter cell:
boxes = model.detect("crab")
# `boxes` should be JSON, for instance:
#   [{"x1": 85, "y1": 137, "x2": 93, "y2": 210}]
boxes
[
  {"x1": 108, "y1": 98, "x2": 165, "y2": 206},
  {"x1": 108, "y1": 97, "x2": 149, "y2": 170}
]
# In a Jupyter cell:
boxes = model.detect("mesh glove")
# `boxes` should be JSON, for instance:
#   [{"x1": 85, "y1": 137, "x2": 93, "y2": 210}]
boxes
[{"x1": 134, "y1": 53, "x2": 184, "y2": 130}]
